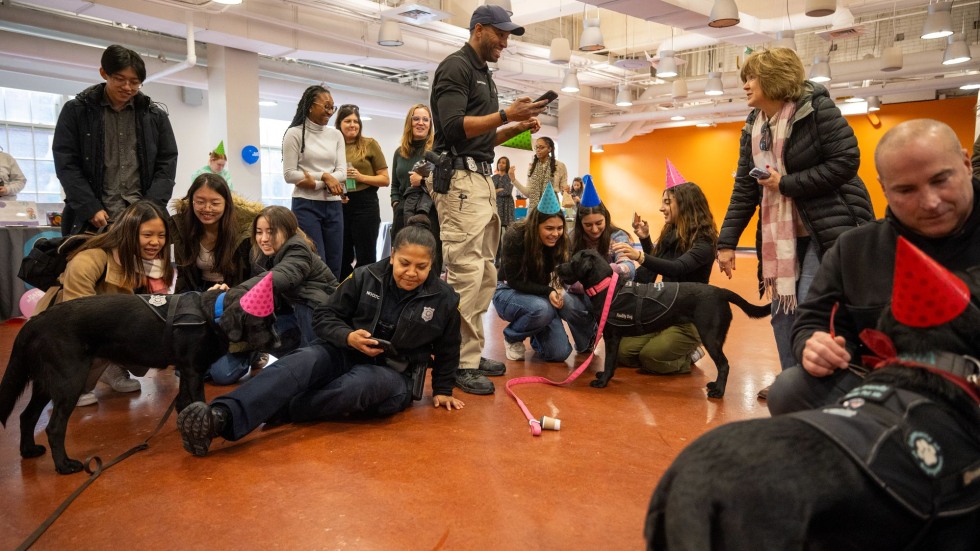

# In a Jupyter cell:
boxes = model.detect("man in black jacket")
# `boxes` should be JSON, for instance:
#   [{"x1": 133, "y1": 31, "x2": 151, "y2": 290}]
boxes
[
  {"x1": 768, "y1": 119, "x2": 980, "y2": 414},
  {"x1": 52, "y1": 44, "x2": 178, "y2": 236}
]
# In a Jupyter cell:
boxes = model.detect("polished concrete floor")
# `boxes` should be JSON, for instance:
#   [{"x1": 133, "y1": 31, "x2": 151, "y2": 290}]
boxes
[{"x1": 0, "y1": 253, "x2": 777, "y2": 550}]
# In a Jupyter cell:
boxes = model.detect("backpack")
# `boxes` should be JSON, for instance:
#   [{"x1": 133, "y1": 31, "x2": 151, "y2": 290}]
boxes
[{"x1": 17, "y1": 234, "x2": 93, "y2": 291}]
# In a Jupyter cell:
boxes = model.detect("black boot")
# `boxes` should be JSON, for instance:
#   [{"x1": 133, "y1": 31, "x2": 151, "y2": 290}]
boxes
[{"x1": 177, "y1": 402, "x2": 230, "y2": 457}]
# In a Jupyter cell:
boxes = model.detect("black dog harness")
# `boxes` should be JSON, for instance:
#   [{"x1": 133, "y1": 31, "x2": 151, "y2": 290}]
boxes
[
  {"x1": 138, "y1": 293, "x2": 211, "y2": 364},
  {"x1": 596, "y1": 280, "x2": 679, "y2": 329},
  {"x1": 791, "y1": 384, "x2": 980, "y2": 519}
]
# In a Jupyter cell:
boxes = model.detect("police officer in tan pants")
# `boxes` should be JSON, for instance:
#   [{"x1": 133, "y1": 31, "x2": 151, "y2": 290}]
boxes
[{"x1": 429, "y1": 5, "x2": 546, "y2": 394}]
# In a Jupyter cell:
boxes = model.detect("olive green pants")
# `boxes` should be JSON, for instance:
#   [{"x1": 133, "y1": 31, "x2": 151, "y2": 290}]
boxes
[{"x1": 617, "y1": 323, "x2": 701, "y2": 374}]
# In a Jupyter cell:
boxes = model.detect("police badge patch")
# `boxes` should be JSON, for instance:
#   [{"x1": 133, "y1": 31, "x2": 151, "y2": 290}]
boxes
[
  {"x1": 148, "y1": 295, "x2": 168, "y2": 307},
  {"x1": 421, "y1": 306, "x2": 434, "y2": 322}
]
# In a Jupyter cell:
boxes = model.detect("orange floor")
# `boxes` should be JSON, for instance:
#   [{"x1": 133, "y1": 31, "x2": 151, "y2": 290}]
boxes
[{"x1": 0, "y1": 253, "x2": 776, "y2": 550}]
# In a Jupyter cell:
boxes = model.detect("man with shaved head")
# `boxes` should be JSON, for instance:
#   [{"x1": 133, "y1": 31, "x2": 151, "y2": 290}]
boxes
[{"x1": 767, "y1": 119, "x2": 980, "y2": 414}]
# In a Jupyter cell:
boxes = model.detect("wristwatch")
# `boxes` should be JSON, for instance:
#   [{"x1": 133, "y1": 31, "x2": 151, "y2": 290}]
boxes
[{"x1": 499, "y1": 109, "x2": 508, "y2": 124}]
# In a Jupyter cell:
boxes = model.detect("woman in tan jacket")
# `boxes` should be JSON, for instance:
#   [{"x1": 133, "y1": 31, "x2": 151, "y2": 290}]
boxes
[{"x1": 36, "y1": 200, "x2": 175, "y2": 406}]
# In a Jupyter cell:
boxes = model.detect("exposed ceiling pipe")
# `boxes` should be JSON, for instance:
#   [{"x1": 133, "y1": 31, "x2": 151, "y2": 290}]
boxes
[{"x1": 143, "y1": 21, "x2": 196, "y2": 84}]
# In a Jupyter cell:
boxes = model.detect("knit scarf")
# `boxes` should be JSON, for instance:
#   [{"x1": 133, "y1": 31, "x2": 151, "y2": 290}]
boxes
[
  {"x1": 142, "y1": 257, "x2": 170, "y2": 294},
  {"x1": 753, "y1": 101, "x2": 799, "y2": 314}
]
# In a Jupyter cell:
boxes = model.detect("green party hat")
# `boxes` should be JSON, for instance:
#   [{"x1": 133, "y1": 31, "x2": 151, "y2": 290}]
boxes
[
  {"x1": 214, "y1": 140, "x2": 226, "y2": 156},
  {"x1": 501, "y1": 130, "x2": 532, "y2": 150},
  {"x1": 537, "y1": 181, "x2": 561, "y2": 215}
]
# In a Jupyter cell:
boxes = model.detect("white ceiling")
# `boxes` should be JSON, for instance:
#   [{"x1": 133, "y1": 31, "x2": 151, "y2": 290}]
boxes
[{"x1": 1, "y1": 0, "x2": 978, "y2": 142}]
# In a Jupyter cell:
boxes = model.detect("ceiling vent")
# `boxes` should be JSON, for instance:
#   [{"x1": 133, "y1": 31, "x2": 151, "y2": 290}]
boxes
[
  {"x1": 815, "y1": 25, "x2": 867, "y2": 41},
  {"x1": 613, "y1": 54, "x2": 649, "y2": 70},
  {"x1": 380, "y1": 3, "x2": 451, "y2": 25}
]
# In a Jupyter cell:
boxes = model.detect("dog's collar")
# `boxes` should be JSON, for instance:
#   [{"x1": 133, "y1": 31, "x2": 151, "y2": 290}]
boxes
[
  {"x1": 213, "y1": 291, "x2": 226, "y2": 322},
  {"x1": 585, "y1": 277, "x2": 613, "y2": 297}
]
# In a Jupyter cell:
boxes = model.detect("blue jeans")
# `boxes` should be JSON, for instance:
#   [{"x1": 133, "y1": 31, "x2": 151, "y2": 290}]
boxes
[
  {"x1": 209, "y1": 304, "x2": 314, "y2": 385},
  {"x1": 770, "y1": 238, "x2": 820, "y2": 371},
  {"x1": 492, "y1": 283, "x2": 596, "y2": 362},
  {"x1": 292, "y1": 197, "x2": 344, "y2": 277},
  {"x1": 213, "y1": 344, "x2": 412, "y2": 441}
]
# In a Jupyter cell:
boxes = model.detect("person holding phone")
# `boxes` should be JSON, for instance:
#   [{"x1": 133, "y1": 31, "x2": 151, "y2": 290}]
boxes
[
  {"x1": 177, "y1": 216, "x2": 465, "y2": 457},
  {"x1": 511, "y1": 136, "x2": 568, "y2": 213},
  {"x1": 611, "y1": 182, "x2": 717, "y2": 374},
  {"x1": 715, "y1": 48, "x2": 874, "y2": 398}
]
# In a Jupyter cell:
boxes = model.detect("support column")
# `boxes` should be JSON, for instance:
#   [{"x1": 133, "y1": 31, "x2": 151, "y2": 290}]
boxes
[
  {"x1": 208, "y1": 45, "x2": 262, "y2": 200},
  {"x1": 557, "y1": 95, "x2": 592, "y2": 180}
]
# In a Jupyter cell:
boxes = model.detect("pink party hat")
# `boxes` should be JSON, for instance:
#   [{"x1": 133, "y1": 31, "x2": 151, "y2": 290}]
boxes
[
  {"x1": 891, "y1": 237, "x2": 969, "y2": 328},
  {"x1": 240, "y1": 272, "x2": 275, "y2": 317},
  {"x1": 665, "y1": 159, "x2": 686, "y2": 188}
]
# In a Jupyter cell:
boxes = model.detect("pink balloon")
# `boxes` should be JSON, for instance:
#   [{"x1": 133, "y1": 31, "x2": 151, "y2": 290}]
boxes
[{"x1": 19, "y1": 288, "x2": 46, "y2": 318}]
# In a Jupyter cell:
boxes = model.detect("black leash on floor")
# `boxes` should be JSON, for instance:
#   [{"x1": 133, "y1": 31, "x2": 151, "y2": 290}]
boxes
[{"x1": 16, "y1": 396, "x2": 177, "y2": 551}]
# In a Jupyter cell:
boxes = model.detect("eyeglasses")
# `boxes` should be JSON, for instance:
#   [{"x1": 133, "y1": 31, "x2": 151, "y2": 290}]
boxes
[
  {"x1": 339, "y1": 104, "x2": 359, "y2": 112},
  {"x1": 312, "y1": 102, "x2": 336, "y2": 114},
  {"x1": 760, "y1": 122, "x2": 772, "y2": 152},
  {"x1": 411, "y1": 116, "x2": 431, "y2": 123},
  {"x1": 108, "y1": 73, "x2": 142, "y2": 90}
]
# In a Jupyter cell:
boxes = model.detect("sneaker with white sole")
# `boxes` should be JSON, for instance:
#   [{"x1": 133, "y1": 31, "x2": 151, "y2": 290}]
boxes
[
  {"x1": 690, "y1": 346, "x2": 706, "y2": 364},
  {"x1": 505, "y1": 340, "x2": 526, "y2": 361},
  {"x1": 76, "y1": 392, "x2": 97, "y2": 407},
  {"x1": 100, "y1": 364, "x2": 141, "y2": 393}
]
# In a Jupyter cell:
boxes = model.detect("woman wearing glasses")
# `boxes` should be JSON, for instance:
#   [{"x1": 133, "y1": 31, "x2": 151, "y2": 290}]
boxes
[
  {"x1": 335, "y1": 104, "x2": 390, "y2": 281},
  {"x1": 715, "y1": 48, "x2": 873, "y2": 397},
  {"x1": 282, "y1": 85, "x2": 346, "y2": 277},
  {"x1": 390, "y1": 104, "x2": 441, "y2": 274}
]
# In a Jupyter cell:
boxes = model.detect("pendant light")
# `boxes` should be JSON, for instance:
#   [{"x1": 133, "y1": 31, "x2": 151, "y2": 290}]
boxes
[
  {"x1": 561, "y1": 69, "x2": 580, "y2": 93},
  {"x1": 704, "y1": 72, "x2": 724, "y2": 96},
  {"x1": 921, "y1": 1, "x2": 954, "y2": 40},
  {"x1": 943, "y1": 32, "x2": 971, "y2": 65},
  {"x1": 708, "y1": 0, "x2": 740, "y2": 28},
  {"x1": 615, "y1": 85, "x2": 632, "y2": 107},
  {"x1": 809, "y1": 56, "x2": 831, "y2": 83},
  {"x1": 378, "y1": 19, "x2": 403, "y2": 46}
]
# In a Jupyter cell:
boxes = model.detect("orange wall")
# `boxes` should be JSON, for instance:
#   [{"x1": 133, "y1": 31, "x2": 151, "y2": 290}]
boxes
[{"x1": 588, "y1": 96, "x2": 978, "y2": 248}]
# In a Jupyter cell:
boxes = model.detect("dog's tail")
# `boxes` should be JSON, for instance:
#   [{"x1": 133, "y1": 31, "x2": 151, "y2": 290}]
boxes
[
  {"x1": 0, "y1": 327, "x2": 34, "y2": 427},
  {"x1": 723, "y1": 290, "x2": 772, "y2": 319}
]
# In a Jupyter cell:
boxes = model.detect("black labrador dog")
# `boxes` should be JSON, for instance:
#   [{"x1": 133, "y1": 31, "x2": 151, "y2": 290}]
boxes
[
  {"x1": 644, "y1": 266, "x2": 980, "y2": 550},
  {"x1": 556, "y1": 249, "x2": 770, "y2": 397},
  {"x1": 0, "y1": 288, "x2": 278, "y2": 474}
]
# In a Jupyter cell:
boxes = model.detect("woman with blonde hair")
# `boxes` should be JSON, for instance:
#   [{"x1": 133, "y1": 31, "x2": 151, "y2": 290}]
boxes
[
  {"x1": 389, "y1": 103, "x2": 441, "y2": 273},
  {"x1": 715, "y1": 48, "x2": 873, "y2": 398}
]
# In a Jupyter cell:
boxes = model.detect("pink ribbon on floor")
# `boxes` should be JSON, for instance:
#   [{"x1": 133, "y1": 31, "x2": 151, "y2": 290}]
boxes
[{"x1": 505, "y1": 271, "x2": 619, "y2": 436}]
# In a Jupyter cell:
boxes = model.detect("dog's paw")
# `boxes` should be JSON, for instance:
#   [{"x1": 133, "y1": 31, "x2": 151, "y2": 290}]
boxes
[
  {"x1": 56, "y1": 458, "x2": 84, "y2": 475},
  {"x1": 706, "y1": 384, "x2": 725, "y2": 399},
  {"x1": 590, "y1": 379, "x2": 609, "y2": 388},
  {"x1": 20, "y1": 443, "x2": 46, "y2": 458}
]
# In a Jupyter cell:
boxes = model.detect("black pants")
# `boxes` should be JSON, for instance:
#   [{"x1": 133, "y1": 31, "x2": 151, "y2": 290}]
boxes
[
  {"x1": 341, "y1": 189, "x2": 381, "y2": 280},
  {"x1": 213, "y1": 344, "x2": 412, "y2": 441}
]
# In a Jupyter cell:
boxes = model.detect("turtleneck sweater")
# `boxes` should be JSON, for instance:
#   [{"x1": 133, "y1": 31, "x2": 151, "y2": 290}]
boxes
[{"x1": 282, "y1": 118, "x2": 347, "y2": 202}]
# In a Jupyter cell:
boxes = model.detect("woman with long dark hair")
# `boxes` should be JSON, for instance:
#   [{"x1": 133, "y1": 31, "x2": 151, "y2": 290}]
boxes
[
  {"x1": 493, "y1": 155, "x2": 515, "y2": 265},
  {"x1": 336, "y1": 104, "x2": 389, "y2": 280},
  {"x1": 282, "y1": 85, "x2": 346, "y2": 276},
  {"x1": 570, "y1": 195, "x2": 637, "y2": 281},
  {"x1": 611, "y1": 182, "x2": 718, "y2": 373},
  {"x1": 511, "y1": 136, "x2": 567, "y2": 213}
]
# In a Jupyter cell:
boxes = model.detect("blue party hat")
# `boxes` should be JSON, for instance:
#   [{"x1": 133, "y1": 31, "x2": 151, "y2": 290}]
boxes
[
  {"x1": 580, "y1": 174, "x2": 601, "y2": 208},
  {"x1": 537, "y1": 181, "x2": 561, "y2": 215}
]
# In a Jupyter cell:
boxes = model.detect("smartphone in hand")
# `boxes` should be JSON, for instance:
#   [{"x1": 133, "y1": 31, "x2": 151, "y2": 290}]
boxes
[
  {"x1": 534, "y1": 90, "x2": 558, "y2": 104},
  {"x1": 748, "y1": 167, "x2": 771, "y2": 179},
  {"x1": 371, "y1": 338, "x2": 398, "y2": 355}
]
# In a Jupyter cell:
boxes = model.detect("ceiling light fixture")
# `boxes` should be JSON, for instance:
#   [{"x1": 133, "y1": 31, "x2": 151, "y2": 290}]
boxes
[
  {"x1": 657, "y1": 50, "x2": 678, "y2": 78},
  {"x1": 579, "y1": 6, "x2": 605, "y2": 52},
  {"x1": 704, "y1": 72, "x2": 724, "y2": 96},
  {"x1": 943, "y1": 32, "x2": 971, "y2": 65},
  {"x1": 867, "y1": 96, "x2": 881, "y2": 112},
  {"x1": 378, "y1": 19, "x2": 403, "y2": 46},
  {"x1": 670, "y1": 115, "x2": 686, "y2": 121},
  {"x1": 921, "y1": 1, "x2": 954, "y2": 40},
  {"x1": 881, "y1": 45, "x2": 903, "y2": 71},
  {"x1": 708, "y1": 0, "x2": 740, "y2": 28},
  {"x1": 671, "y1": 79, "x2": 688, "y2": 100},
  {"x1": 561, "y1": 69, "x2": 580, "y2": 93},
  {"x1": 591, "y1": 144, "x2": 604, "y2": 153},
  {"x1": 549, "y1": 37, "x2": 571, "y2": 64},
  {"x1": 258, "y1": 99, "x2": 277, "y2": 107},
  {"x1": 212, "y1": 0, "x2": 242, "y2": 5},
  {"x1": 616, "y1": 85, "x2": 633, "y2": 107},
  {"x1": 804, "y1": 0, "x2": 836, "y2": 17},
  {"x1": 809, "y1": 56, "x2": 831, "y2": 83},
  {"x1": 774, "y1": 30, "x2": 797, "y2": 52}
]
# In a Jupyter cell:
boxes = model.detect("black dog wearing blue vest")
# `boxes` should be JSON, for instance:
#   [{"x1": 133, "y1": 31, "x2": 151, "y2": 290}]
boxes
[
  {"x1": 644, "y1": 262, "x2": 980, "y2": 550},
  {"x1": 0, "y1": 285, "x2": 279, "y2": 474},
  {"x1": 555, "y1": 249, "x2": 771, "y2": 397}
]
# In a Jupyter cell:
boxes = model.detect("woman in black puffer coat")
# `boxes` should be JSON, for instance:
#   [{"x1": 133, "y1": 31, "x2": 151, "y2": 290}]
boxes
[{"x1": 715, "y1": 48, "x2": 874, "y2": 387}]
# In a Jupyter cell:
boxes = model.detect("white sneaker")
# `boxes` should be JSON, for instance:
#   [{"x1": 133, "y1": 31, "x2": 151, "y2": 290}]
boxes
[
  {"x1": 690, "y1": 346, "x2": 706, "y2": 364},
  {"x1": 100, "y1": 364, "x2": 141, "y2": 393},
  {"x1": 77, "y1": 392, "x2": 97, "y2": 407},
  {"x1": 505, "y1": 340, "x2": 526, "y2": 361}
]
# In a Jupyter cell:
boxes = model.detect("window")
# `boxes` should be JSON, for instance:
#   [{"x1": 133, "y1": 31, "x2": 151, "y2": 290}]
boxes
[
  {"x1": 259, "y1": 118, "x2": 290, "y2": 207},
  {"x1": 0, "y1": 87, "x2": 63, "y2": 204}
]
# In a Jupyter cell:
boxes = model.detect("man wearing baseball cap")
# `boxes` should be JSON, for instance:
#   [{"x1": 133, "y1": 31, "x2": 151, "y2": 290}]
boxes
[{"x1": 429, "y1": 5, "x2": 548, "y2": 395}]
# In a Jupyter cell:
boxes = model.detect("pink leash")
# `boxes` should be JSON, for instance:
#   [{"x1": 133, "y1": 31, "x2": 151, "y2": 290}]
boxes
[{"x1": 505, "y1": 272, "x2": 619, "y2": 436}]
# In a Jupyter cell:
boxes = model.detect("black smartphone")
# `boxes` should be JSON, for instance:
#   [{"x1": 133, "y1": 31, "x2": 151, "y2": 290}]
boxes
[
  {"x1": 371, "y1": 338, "x2": 398, "y2": 355},
  {"x1": 534, "y1": 90, "x2": 558, "y2": 104},
  {"x1": 748, "y1": 167, "x2": 771, "y2": 179}
]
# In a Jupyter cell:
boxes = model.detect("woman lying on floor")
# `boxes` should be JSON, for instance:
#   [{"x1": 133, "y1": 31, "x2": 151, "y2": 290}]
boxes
[{"x1": 177, "y1": 215, "x2": 464, "y2": 457}]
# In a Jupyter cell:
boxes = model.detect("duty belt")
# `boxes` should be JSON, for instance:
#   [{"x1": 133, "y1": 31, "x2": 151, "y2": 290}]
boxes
[{"x1": 452, "y1": 156, "x2": 493, "y2": 176}]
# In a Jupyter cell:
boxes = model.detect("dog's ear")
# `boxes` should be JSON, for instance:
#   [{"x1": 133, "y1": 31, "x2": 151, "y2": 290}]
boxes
[{"x1": 217, "y1": 290, "x2": 245, "y2": 342}]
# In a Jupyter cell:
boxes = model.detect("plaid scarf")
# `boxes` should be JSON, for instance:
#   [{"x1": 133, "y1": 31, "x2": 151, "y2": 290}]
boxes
[{"x1": 753, "y1": 101, "x2": 798, "y2": 313}]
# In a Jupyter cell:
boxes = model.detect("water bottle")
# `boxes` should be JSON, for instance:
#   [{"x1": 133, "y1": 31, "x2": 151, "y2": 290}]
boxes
[{"x1": 346, "y1": 163, "x2": 357, "y2": 192}]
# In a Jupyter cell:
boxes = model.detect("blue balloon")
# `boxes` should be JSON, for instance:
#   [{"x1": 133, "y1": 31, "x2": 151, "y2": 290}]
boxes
[{"x1": 241, "y1": 145, "x2": 260, "y2": 165}]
